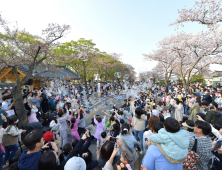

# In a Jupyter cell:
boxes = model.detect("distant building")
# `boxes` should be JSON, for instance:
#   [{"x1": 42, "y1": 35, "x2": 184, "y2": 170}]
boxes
[
  {"x1": 0, "y1": 65, "x2": 81, "y2": 90},
  {"x1": 205, "y1": 71, "x2": 222, "y2": 87}
]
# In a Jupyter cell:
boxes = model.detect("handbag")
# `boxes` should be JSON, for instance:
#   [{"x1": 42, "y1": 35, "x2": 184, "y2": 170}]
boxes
[
  {"x1": 121, "y1": 135, "x2": 139, "y2": 161},
  {"x1": 2, "y1": 125, "x2": 18, "y2": 147},
  {"x1": 183, "y1": 138, "x2": 199, "y2": 170}
]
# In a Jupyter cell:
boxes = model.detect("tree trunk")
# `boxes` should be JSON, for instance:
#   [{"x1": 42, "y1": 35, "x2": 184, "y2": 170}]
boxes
[
  {"x1": 12, "y1": 85, "x2": 29, "y2": 128},
  {"x1": 165, "y1": 79, "x2": 169, "y2": 93}
]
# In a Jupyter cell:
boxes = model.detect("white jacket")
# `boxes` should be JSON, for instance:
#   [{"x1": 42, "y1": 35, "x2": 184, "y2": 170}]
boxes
[
  {"x1": 143, "y1": 130, "x2": 153, "y2": 151},
  {"x1": 210, "y1": 125, "x2": 222, "y2": 139},
  {"x1": 4, "y1": 125, "x2": 22, "y2": 137}
]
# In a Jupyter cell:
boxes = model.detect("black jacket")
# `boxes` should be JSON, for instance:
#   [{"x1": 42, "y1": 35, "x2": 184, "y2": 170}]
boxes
[
  {"x1": 60, "y1": 139, "x2": 85, "y2": 170},
  {"x1": 203, "y1": 94, "x2": 212, "y2": 104}
]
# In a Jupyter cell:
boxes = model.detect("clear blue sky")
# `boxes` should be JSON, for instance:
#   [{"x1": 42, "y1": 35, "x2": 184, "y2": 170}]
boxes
[{"x1": 2, "y1": 0, "x2": 219, "y2": 75}]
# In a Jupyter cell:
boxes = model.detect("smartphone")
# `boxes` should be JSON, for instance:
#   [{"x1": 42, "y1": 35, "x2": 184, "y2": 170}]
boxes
[
  {"x1": 48, "y1": 142, "x2": 53, "y2": 150},
  {"x1": 110, "y1": 137, "x2": 116, "y2": 142},
  {"x1": 213, "y1": 140, "x2": 222, "y2": 151}
]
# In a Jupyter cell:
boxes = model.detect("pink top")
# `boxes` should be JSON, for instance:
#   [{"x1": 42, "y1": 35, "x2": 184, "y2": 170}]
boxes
[
  {"x1": 70, "y1": 115, "x2": 80, "y2": 131},
  {"x1": 189, "y1": 98, "x2": 196, "y2": 107},
  {"x1": 94, "y1": 118, "x2": 106, "y2": 139}
]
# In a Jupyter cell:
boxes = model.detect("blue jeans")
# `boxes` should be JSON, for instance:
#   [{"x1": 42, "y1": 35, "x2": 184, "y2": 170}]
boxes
[
  {"x1": 184, "y1": 105, "x2": 190, "y2": 115},
  {"x1": 5, "y1": 144, "x2": 18, "y2": 161},
  {"x1": 145, "y1": 120, "x2": 148, "y2": 128},
  {"x1": 0, "y1": 150, "x2": 3, "y2": 169},
  {"x1": 134, "y1": 130, "x2": 144, "y2": 151}
]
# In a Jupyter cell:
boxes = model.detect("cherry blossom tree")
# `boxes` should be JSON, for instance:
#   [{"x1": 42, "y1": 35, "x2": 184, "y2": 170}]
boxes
[
  {"x1": 163, "y1": 30, "x2": 222, "y2": 89},
  {"x1": 0, "y1": 15, "x2": 70, "y2": 127},
  {"x1": 172, "y1": 0, "x2": 222, "y2": 28},
  {"x1": 144, "y1": 47, "x2": 177, "y2": 92}
]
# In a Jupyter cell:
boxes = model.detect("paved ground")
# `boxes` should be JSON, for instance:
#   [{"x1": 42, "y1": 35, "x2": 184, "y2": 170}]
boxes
[
  {"x1": 66, "y1": 95, "x2": 145, "y2": 170},
  {"x1": 3, "y1": 94, "x2": 144, "y2": 169}
]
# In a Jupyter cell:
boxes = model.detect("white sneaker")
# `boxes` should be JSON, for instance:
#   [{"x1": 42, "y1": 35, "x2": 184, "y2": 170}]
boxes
[{"x1": 140, "y1": 151, "x2": 144, "y2": 154}]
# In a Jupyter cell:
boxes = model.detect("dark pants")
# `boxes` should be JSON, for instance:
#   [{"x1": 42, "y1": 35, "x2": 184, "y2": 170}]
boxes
[
  {"x1": 5, "y1": 144, "x2": 18, "y2": 162},
  {"x1": 78, "y1": 127, "x2": 86, "y2": 137},
  {"x1": 0, "y1": 150, "x2": 3, "y2": 169}
]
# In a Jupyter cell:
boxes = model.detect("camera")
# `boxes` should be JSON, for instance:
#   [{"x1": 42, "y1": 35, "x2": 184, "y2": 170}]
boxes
[{"x1": 110, "y1": 137, "x2": 116, "y2": 142}]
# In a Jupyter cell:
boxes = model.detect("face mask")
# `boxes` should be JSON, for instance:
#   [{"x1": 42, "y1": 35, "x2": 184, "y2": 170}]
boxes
[{"x1": 15, "y1": 119, "x2": 19, "y2": 124}]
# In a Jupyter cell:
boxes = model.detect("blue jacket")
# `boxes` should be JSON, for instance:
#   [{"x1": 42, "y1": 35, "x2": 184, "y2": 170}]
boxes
[
  {"x1": 151, "y1": 128, "x2": 189, "y2": 160},
  {"x1": 48, "y1": 97, "x2": 56, "y2": 109},
  {"x1": 143, "y1": 145, "x2": 183, "y2": 170},
  {"x1": 18, "y1": 150, "x2": 42, "y2": 170}
]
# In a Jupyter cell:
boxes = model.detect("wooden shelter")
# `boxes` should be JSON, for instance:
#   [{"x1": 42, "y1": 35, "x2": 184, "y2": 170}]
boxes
[{"x1": 0, "y1": 65, "x2": 81, "y2": 90}]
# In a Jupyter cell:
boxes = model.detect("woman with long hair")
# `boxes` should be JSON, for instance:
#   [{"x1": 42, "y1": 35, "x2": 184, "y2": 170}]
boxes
[
  {"x1": 132, "y1": 107, "x2": 147, "y2": 154},
  {"x1": 38, "y1": 142, "x2": 59, "y2": 170},
  {"x1": 143, "y1": 115, "x2": 160, "y2": 151},
  {"x1": 173, "y1": 98, "x2": 183, "y2": 122},
  {"x1": 2, "y1": 116, "x2": 26, "y2": 168}
]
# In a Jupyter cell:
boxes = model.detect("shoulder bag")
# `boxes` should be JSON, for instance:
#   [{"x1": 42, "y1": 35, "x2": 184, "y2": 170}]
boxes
[
  {"x1": 183, "y1": 138, "x2": 199, "y2": 170},
  {"x1": 121, "y1": 135, "x2": 139, "y2": 161},
  {"x1": 2, "y1": 125, "x2": 18, "y2": 147}
]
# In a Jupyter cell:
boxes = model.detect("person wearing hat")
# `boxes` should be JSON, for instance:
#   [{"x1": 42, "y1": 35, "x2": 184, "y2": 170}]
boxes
[
  {"x1": 43, "y1": 131, "x2": 62, "y2": 156},
  {"x1": 182, "y1": 120, "x2": 195, "y2": 139},
  {"x1": 64, "y1": 157, "x2": 86, "y2": 170}
]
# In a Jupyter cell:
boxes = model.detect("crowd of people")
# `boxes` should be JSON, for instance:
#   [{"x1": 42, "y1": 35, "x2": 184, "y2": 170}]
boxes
[{"x1": 0, "y1": 81, "x2": 221, "y2": 170}]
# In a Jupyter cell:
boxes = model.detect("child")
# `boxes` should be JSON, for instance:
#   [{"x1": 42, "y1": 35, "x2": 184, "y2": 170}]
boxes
[
  {"x1": 50, "y1": 116, "x2": 60, "y2": 133},
  {"x1": 116, "y1": 111, "x2": 125, "y2": 121},
  {"x1": 101, "y1": 131, "x2": 107, "y2": 146},
  {"x1": 110, "y1": 123, "x2": 120, "y2": 137},
  {"x1": 120, "y1": 119, "x2": 125, "y2": 128},
  {"x1": 70, "y1": 109, "x2": 80, "y2": 142},
  {"x1": 86, "y1": 118, "x2": 97, "y2": 140},
  {"x1": 59, "y1": 143, "x2": 72, "y2": 163},
  {"x1": 58, "y1": 105, "x2": 69, "y2": 147},
  {"x1": 28, "y1": 105, "x2": 39, "y2": 124},
  {"x1": 94, "y1": 115, "x2": 106, "y2": 151},
  {"x1": 150, "y1": 117, "x2": 189, "y2": 161}
]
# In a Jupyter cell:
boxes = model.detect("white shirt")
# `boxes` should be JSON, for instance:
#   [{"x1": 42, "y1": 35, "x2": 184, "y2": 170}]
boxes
[
  {"x1": 152, "y1": 109, "x2": 158, "y2": 116},
  {"x1": 2, "y1": 101, "x2": 9, "y2": 111}
]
